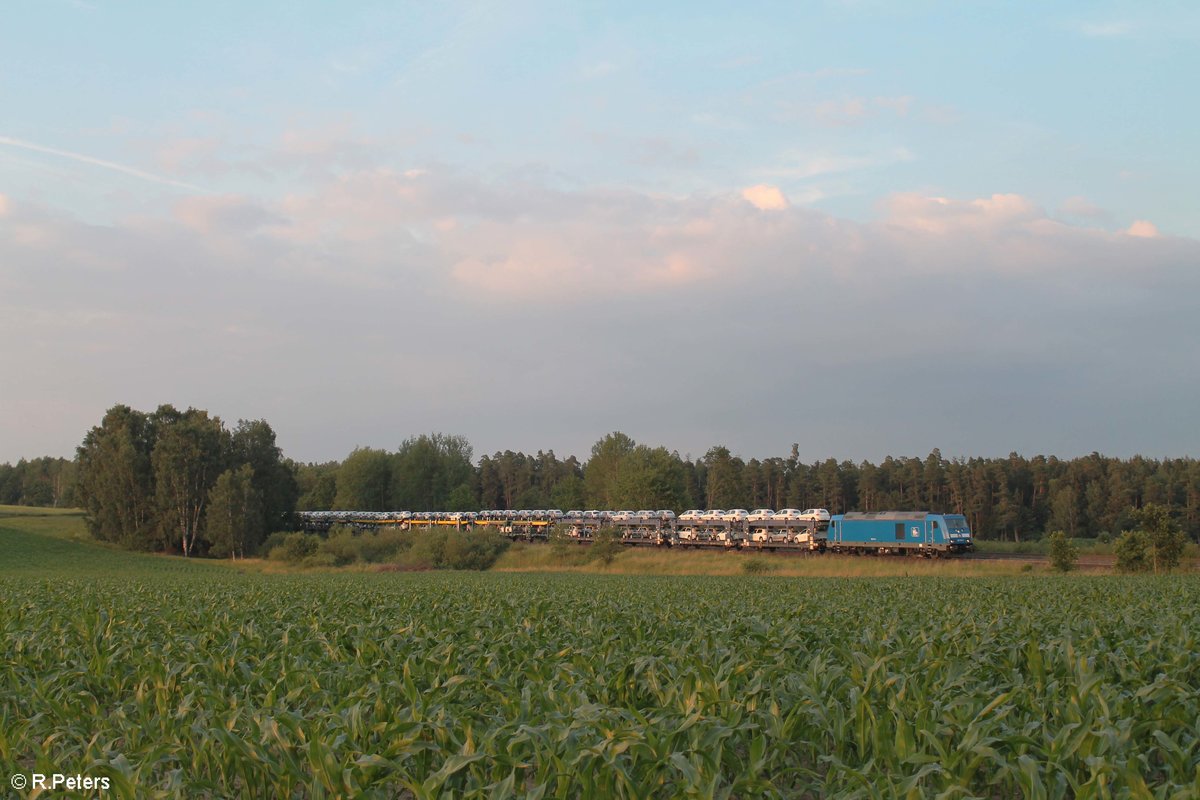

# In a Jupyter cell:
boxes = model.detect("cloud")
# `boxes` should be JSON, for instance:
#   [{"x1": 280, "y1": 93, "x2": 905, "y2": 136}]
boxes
[
  {"x1": 174, "y1": 194, "x2": 283, "y2": 235},
  {"x1": 1127, "y1": 220, "x2": 1159, "y2": 238},
  {"x1": 156, "y1": 137, "x2": 222, "y2": 174},
  {"x1": 768, "y1": 147, "x2": 914, "y2": 180},
  {"x1": 883, "y1": 192, "x2": 1041, "y2": 235},
  {"x1": 0, "y1": 135, "x2": 206, "y2": 192},
  {"x1": 1058, "y1": 195, "x2": 1112, "y2": 223},
  {"x1": 741, "y1": 184, "x2": 790, "y2": 211},
  {"x1": 873, "y1": 95, "x2": 913, "y2": 115},
  {"x1": 813, "y1": 98, "x2": 868, "y2": 126},
  {"x1": 0, "y1": 193, "x2": 9, "y2": 217},
  {"x1": 4, "y1": 173, "x2": 1198, "y2": 465}
]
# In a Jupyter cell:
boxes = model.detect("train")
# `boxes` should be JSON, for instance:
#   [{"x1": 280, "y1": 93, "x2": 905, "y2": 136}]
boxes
[{"x1": 296, "y1": 507, "x2": 975, "y2": 556}]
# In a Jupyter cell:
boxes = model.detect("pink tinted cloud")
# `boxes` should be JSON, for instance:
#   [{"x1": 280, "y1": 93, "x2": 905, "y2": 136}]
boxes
[
  {"x1": 741, "y1": 184, "x2": 790, "y2": 211},
  {"x1": 883, "y1": 193, "x2": 1041, "y2": 235}
]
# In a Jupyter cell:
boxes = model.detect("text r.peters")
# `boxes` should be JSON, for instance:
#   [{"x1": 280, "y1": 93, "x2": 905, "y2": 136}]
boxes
[{"x1": 31, "y1": 774, "x2": 111, "y2": 791}]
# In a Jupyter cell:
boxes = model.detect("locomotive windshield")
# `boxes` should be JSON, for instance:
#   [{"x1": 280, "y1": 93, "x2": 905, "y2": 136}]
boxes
[{"x1": 944, "y1": 516, "x2": 971, "y2": 535}]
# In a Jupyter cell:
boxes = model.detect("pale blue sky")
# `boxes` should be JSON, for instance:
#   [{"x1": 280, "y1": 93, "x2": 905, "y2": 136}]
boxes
[{"x1": 2, "y1": 1, "x2": 1198, "y2": 465}]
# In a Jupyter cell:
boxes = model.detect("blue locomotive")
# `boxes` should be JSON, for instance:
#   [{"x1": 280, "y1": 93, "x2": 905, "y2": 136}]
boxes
[{"x1": 827, "y1": 511, "x2": 974, "y2": 556}]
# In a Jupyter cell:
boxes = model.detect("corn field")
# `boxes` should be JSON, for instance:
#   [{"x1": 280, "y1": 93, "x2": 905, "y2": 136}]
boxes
[{"x1": 2, "y1": 553, "x2": 1199, "y2": 797}]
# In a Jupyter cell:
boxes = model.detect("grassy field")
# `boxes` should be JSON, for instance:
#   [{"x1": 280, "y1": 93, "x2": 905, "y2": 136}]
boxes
[
  {"x1": 4, "y1": 513, "x2": 1200, "y2": 797},
  {"x1": 494, "y1": 541, "x2": 1041, "y2": 577},
  {"x1": 0, "y1": 504, "x2": 84, "y2": 517}
]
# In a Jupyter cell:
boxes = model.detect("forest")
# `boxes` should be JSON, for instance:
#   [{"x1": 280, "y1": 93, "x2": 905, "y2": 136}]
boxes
[
  {"x1": 297, "y1": 433, "x2": 1200, "y2": 542},
  {"x1": 4, "y1": 407, "x2": 1198, "y2": 552}
]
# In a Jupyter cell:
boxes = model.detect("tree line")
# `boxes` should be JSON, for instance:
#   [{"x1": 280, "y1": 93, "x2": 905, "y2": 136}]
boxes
[
  {"x1": 0, "y1": 457, "x2": 77, "y2": 507},
  {"x1": 295, "y1": 432, "x2": 1200, "y2": 542},
  {"x1": 5, "y1": 415, "x2": 1199, "y2": 549}
]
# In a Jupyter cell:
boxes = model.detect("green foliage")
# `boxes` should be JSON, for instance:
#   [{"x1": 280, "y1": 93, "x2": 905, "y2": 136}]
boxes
[
  {"x1": 152, "y1": 407, "x2": 226, "y2": 557},
  {"x1": 301, "y1": 550, "x2": 340, "y2": 568},
  {"x1": 259, "y1": 530, "x2": 288, "y2": 556},
  {"x1": 704, "y1": 445, "x2": 746, "y2": 509},
  {"x1": 548, "y1": 523, "x2": 573, "y2": 561},
  {"x1": 1114, "y1": 530, "x2": 1148, "y2": 573},
  {"x1": 1138, "y1": 503, "x2": 1188, "y2": 573},
  {"x1": 316, "y1": 527, "x2": 361, "y2": 566},
  {"x1": 1047, "y1": 530, "x2": 1078, "y2": 572},
  {"x1": 5, "y1": 520, "x2": 1200, "y2": 798},
  {"x1": 356, "y1": 528, "x2": 411, "y2": 563},
  {"x1": 74, "y1": 404, "x2": 297, "y2": 557},
  {"x1": 391, "y1": 434, "x2": 476, "y2": 511},
  {"x1": 441, "y1": 529, "x2": 509, "y2": 570},
  {"x1": 615, "y1": 445, "x2": 691, "y2": 510},
  {"x1": 590, "y1": 527, "x2": 623, "y2": 565},
  {"x1": 333, "y1": 447, "x2": 392, "y2": 511},
  {"x1": 584, "y1": 431, "x2": 637, "y2": 508},
  {"x1": 444, "y1": 482, "x2": 477, "y2": 512},
  {"x1": 75, "y1": 404, "x2": 159, "y2": 549},
  {"x1": 741, "y1": 557, "x2": 777, "y2": 575},
  {"x1": 295, "y1": 461, "x2": 339, "y2": 510},
  {"x1": 266, "y1": 527, "x2": 509, "y2": 571},
  {"x1": 0, "y1": 456, "x2": 76, "y2": 507},
  {"x1": 206, "y1": 464, "x2": 265, "y2": 558},
  {"x1": 403, "y1": 529, "x2": 509, "y2": 571},
  {"x1": 1115, "y1": 504, "x2": 1188, "y2": 574},
  {"x1": 271, "y1": 532, "x2": 322, "y2": 562},
  {"x1": 229, "y1": 419, "x2": 299, "y2": 533}
]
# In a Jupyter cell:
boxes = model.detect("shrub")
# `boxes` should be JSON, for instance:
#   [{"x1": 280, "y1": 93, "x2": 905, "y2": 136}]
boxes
[
  {"x1": 318, "y1": 529, "x2": 361, "y2": 566},
  {"x1": 1116, "y1": 506, "x2": 1188, "y2": 573},
  {"x1": 443, "y1": 530, "x2": 509, "y2": 570},
  {"x1": 1047, "y1": 531, "x2": 1078, "y2": 573},
  {"x1": 390, "y1": 529, "x2": 510, "y2": 571},
  {"x1": 271, "y1": 532, "x2": 321, "y2": 562},
  {"x1": 260, "y1": 531, "x2": 289, "y2": 557},
  {"x1": 548, "y1": 524, "x2": 572, "y2": 561},
  {"x1": 1115, "y1": 530, "x2": 1147, "y2": 573},
  {"x1": 589, "y1": 529, "x2": 623, "y2": 566},
  {"x1": 742, "y1": 558, "x2": 776, "y2": 575},
  {"x1": 358, "y1": 529, "x2": 410, "y2": 563},
  {"x1": 301, "y1": 551, "x2": 339, "y2": 568},
  {"x1": 1137, "y1": 504, "x2": 1187, "y2": 574}
]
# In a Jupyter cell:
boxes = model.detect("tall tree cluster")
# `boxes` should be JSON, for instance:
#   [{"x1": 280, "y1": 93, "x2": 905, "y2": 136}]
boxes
[
  {"x1": 75, "y1": 404, "x2": 298, "y2": 556},
  {"x1": 321, "y1": 435, "x2": 479, "y2": 512}
]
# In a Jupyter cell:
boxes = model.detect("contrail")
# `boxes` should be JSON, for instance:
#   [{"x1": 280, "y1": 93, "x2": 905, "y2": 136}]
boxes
[{"x1": 0, "y1": 135, "x2": 206, "y2": 192}]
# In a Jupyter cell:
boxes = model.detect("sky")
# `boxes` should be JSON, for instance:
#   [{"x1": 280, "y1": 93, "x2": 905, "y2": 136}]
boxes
[{"x1": 2, "y1": 0, "x2": 1198, "y2": 467}]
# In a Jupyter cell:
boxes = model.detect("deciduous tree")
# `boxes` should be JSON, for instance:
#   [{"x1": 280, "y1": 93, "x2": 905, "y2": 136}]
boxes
[
  {"x1": 152, "y1": 408, "x2": 227, "y2": 557},
  {"x1": 207, "y1": 464, "x2": 264, "y2": 559}
]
